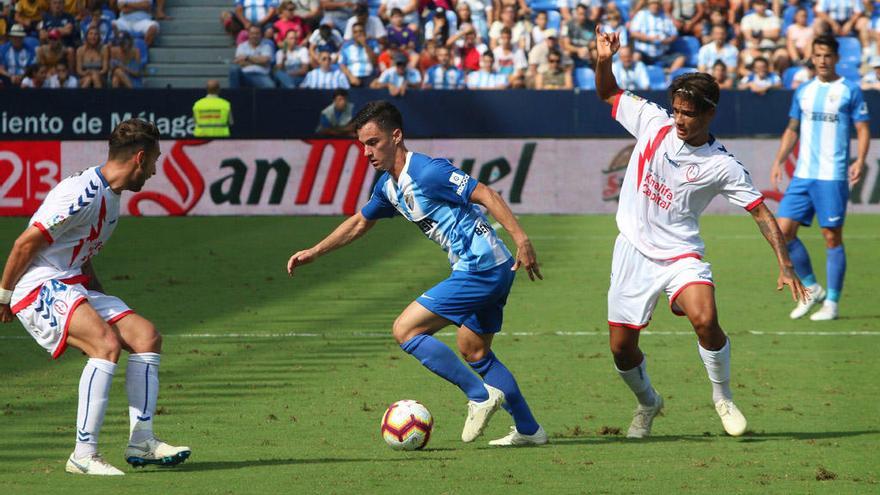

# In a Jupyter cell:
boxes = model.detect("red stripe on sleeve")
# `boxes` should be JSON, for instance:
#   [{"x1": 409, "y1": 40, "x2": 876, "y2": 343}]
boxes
[
  {"x1": 610, "y1": 90, "x2": 624, "y2": 119},
  {"x1": 33, "y1": 222, "x2": 54, "y2": 244}
]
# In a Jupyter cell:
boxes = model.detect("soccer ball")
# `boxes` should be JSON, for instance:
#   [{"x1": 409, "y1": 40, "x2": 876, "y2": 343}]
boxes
[{"x1": 380, "y1": 400, "x2": 434, "y2": 451}]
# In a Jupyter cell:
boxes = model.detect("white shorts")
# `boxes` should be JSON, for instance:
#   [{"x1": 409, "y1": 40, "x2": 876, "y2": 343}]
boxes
[
  {"x1": 607, "y1": 234, "x2": 714, "y2": 329},
  {"x1": 114, "y1": 17, "x2": 159, "y2": 35},
  {"x1": 13, "y1": 279, "x2": 133, "y2": 359}
]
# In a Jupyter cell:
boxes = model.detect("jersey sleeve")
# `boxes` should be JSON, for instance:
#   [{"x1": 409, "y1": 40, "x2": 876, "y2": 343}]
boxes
[
  {"x1": 29, "y1": 179, "x2": 88, "y2": 243},
  {"x1": 413, "y1": 159, "x2": 477, "y2": 205},
  {"x1": 788, "y1": 85, "x2": 803, "y2": 121},
  {"x1": 611, "y1": 90, "x2": 672, "y2": 138},
  {"x1": 360, "y1": 175, "x2": 398, "y2": 220},
  {"x1": 850, "y1": 85, "x2": 870, "y2": 123},
  {"x1": 717, "y1": 158, "x2": 764, "y2": 211}
]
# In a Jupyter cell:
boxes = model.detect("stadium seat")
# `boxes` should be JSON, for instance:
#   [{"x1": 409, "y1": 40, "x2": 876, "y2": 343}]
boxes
[
  {"x1": 782, "y1": 66, "x2": 800, "y2": 89},
  {"x1": 574, "y1": 67, "x2": 596, "y2": 90},
  {"x1": 367, "y1": 0, "x2": 381, "y2": 16},
  {"x1": 669, "y1": 67, "x2": 697, "y2": 81},
  {"x1": 836, "y1": 37, "x2": 861, "y2": 66},
  {"x1": 836, "y1": 63, "x2": 860, "y2": 83},
  {"x1": 546, "y1": 10, "x2": 562, "y2": 31},
  {"x1": 529, "y1": 0, "x2": 560, "y2": 12},
  {"x1": 23, "y1": 36, "x2": 39, "y2": 51},
  {"x1": 647, "y1": 64, "x2": 666, "y2": 90},
  {"x1": 782, "y1": 4, "x2": 815, "y2": 33},
  {"x1": 671, "y1": 36, "x2": 700, "y2": 67}
]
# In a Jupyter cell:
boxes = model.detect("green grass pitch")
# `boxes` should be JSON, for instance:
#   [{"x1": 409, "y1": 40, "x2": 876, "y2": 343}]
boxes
[{"x1": 0, "y1": 215, "x2": 878, "y2": 494}]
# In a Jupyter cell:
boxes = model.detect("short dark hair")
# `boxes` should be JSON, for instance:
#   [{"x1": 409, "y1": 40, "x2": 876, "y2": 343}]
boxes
[
  {"x1": 108, "y1": 119, "x2": 160, "y2": 160},
  {"x1": 668, "y1": 72, "x2": 719, "y2": 115},
  {"x1": 352, "y1": 101, "x2": 403, "y2": 133},
  {"x1": 752, "y1": 56, "x2": 769, "y2": 66},
  {"x1": 812, "y1": 34, "x2": 838, "y2": 54},
  {"x1": 390, "y1": 7, "x2": 403, "y2": 16},
  {"x1": 333, "y1": 88, "x2": 348, "y2": 98}
]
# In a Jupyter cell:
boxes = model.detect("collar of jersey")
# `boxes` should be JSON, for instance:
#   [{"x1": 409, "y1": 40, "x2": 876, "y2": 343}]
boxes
[
  {"x1": 671, "y1": 130, "x2": 716, "y2": 155},
  {"x1": 397, "y1": 151, "x2": 414, "y2": 186},
  {"x1": 96, "y1": 164, "x2": 110, "y2": 187}
]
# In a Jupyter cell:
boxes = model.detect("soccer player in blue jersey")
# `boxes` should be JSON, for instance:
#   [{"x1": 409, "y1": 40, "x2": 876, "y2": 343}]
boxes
[
  {"x1": 286, "y1": 101, "x2": 547, "y2": 446},
  {"x1": 770, "y1": 34, "x2": 871, "y2": 321}
]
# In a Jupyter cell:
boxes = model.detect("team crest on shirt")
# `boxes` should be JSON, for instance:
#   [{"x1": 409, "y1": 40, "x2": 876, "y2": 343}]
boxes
[
  {"x1": 685, "y1": 164, "x2": 700, "y2": 182},
  {"x1": 53, "y1": 300, "x2": 69, "y2": 315},
  {"x1": 858, "y1": 102, "x2": 868, "y2": 115},
  {"x1": 47, "y1": 213, "x2": 68, "y2": 229},
  {"x1": 404, "y1": 191, "x2": 416, "y2": 211}
]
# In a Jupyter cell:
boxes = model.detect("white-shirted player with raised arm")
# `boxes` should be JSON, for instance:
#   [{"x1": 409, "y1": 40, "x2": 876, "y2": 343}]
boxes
[
  {"x1": 593, "y1": 27, "x2": 807, "y2": 438},
  {"x1": 0, "y1": 119, "x2": 191, "y2": 475}
]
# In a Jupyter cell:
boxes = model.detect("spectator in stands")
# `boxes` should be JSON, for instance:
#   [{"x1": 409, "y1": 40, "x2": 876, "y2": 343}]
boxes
[
  {"x1": 697, "y1": 24, "x2": 737, "y2": 73},
  {"x1": 426, "y1": 7, "x2": 456, "y2": 46},
  {"x1": 378, "y1": 0, "x2": 419, "y2": 31},
  {"x1": 13, "y1": 0, "x2": 45, "y2": 35},
  {"x1": 561, "y1": 4, "x2": 597, "y2": 67},
  {"x1": 790, "y1": 59, "x2": 814, "y2": 88},
  {"x1": 459, "y1": 0, "x2": 493, "y2": 41},
  {"x1": 666, "y1": 0, "x2": 706, "y2": 37},
  {"x1": 274, "y1": 29, "x2": 310, "y2": 87},
  {"x1": 466, "y1": 50, "x2": 508, "y2": 88},
  {"x1": 36, "y1": 29, "x2": 73, "y2": 75},
  {"x1": 274, "y1": 0, "x2": 309, "y2": 45},
  {"x1": 418, "y1": 38, "x2": 439, "y2": 72},
  {"x1": 76, "y1": 26, "x2": 108, "y2": 87},
  {"x1": 39, "y1": 0, "x2": 75, "y2": 46},
  {"x1": 0, "y1": 1, "x2": 10, "y2": 38},
  {"x1": 344, "y1": 2, "x2": 386, "y2": 42},
  {"x1": 320, "y1": 0, "x2": 355, "y2": 32},
  {"x1": 739, "y1": 55, "x2": 781, "y2": 93},
  {"x1": 711, "y1": 59, "x2": 733, "y2": 88},
  {"x1": 489, "y1": 4, "x2": 527, "y2": 50},
  {"x1": 80, "y1": 6, "x2": 114, "y2": 45},
  {"x1": 109, "y1": 31, "x2": 143, "y2": 87},
  {"x1": 493, "y1": 26, "x2": 527, "y2": 87},
  {"x1": 535, "y1": 49, "x2": 573, "y2": 89},
  {"x1": 612, "y1": 45, "x2": 650, "y2": 89},
  {"x1": 308, "y1": 19, "x2": 343, "y2": 64},
  {"x1": 339, "y1": 21, "x2": 378, "y2": 86},
  {"x1": 785, "y1": 6, "x2": 814, "y2": 65},
  {"x1": 371, "y1": 51, "x2": 420, "y2": 94},
  {"x1": 316, "y1": 88, "x2": 355, "y2": 135},
  {"x1": 528, "y1": 28, "x2": 571, "y2": 84},
  {"x1": 449, "y1": 22, "x2": 486, "y2": 72},
  {"x1": 700, "y1": 8, "x2": 734, "y2": 45},
  {"x1": 223, "y1": 0, "x2": 279, "y2": 40},
  {"x1": 46, "y1": 60, "x2": 77, "y2": 87},
  {"x1": 423, "y1": 44, "x2": 464, "y2": 88},
  {"x1": 231, "y1": 25, "x2": 276, "y2": 88},
  {"x1": 301, "y1": 50, "x2": 350, "y2": 87},
  {"x1": 114, "y1": 0, "x2": 160, "y2": 46},
  {"x1": 861, "y1": 57, "x2": 880, "y2": 90},
  {"x1": 600, "y1": 6, "x2": 629, "y2": 46},
  {"x1": 386, "y1": 8, "x2": 416, "y2": 50},
  {"x1": 814, "y1": 0, "x2": 871, "y2": 53},
  {"x1": 741, "y1": 0, "x2": 781, "y2": 47},
  {"x1": 20, "y1": 63, "x2": 48, "y2": 86},
  {"x1": 531, "y1": 10, "x2": 548, "y2": 48},
  {"x1": 630, "y1": 0, "x2": 685, "y2": 71},
  {"x1": 290, "y1": 0, "x2": 322, "y2": 28}
]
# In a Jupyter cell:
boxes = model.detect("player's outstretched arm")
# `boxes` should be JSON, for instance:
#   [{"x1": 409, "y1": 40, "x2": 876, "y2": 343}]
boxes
[
  {"x1": 0, "y1": 226, "x2": 49, "y2": 323},
  {"x1": 470, "y1": 183, "x2": 543, "y2": 281},
  {"x1": 748, "y1": 202, "x2": 807, "y2": 303},
  {"x1": 770, "y1": 118, "x2": 800, "y2": 190},
  {"x1": 594, "y1": 26, "x2": 621, "y2": 106},
  {"x1": 287, "y1": 212, "x2": 377, "y2": 276}
]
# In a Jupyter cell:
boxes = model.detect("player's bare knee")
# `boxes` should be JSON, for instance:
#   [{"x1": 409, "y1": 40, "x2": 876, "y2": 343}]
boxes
[
  {"x1": 94, "y1": 329, "x2": 122, "y2": 361},
  {"x1": 392, "y1": 318, "x2": 416, "y2": 345},
  {"x1": 458, "y1": 343, "x2": 487, "y2": 363}
]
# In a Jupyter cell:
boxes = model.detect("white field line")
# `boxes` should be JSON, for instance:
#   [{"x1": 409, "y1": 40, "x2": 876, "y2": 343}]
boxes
[{"x1": 527, "y1": 234, "x2": 880, "y2": 241}]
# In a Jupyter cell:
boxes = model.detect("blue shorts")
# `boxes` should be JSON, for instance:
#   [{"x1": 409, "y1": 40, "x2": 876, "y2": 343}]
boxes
[
  {"x1": 777, "y1": 178, "x2": 849, "y2": 228},
  {"x1": 416, "y1": 258, "x2": 515, "y2": 335}
]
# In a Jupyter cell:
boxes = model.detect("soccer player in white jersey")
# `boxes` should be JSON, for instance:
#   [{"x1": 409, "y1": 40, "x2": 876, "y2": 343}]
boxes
[
  {"x1": 595, "y1": 27, "x2": 807, "y2": 438},
  {"x1": 770, "y1": 35, "x2": 871, "y2": 321},
  {"x1": 287, "y1": 101, "x2": 548, "y2": 446},
  {"x1": 0, "y1": 120, "x2": 191, "y2": 475}
]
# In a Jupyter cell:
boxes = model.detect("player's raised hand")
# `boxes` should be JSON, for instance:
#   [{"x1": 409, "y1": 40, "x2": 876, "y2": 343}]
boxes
[
  {"x1": 287, "y1": 249, "x2": 318, "y2": 277},
  {"x1": 0, "y1": 304, "x2": 13, "y2": 323},
  {"x1": 512, "y1": 240, "x2": 543, "y2": 281},
  {"x1": 777, "y1": 265, "x2": 807, "y2": 303},
  {"x1": 594, "y1": 26, "x2": 620, "y2": 61}
]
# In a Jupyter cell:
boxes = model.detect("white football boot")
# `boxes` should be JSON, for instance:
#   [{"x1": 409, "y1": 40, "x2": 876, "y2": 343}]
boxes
[
  {"x1": 790, "y1": 285, "x2": 825, "y2": 319},
  {"x1": 65, "y1": 453, "x2": 125, "y2": 476},
  {"x1": 125, "y1": 437, "x2": 192, "y2": 468},
  {"x1": 809, "y1": 300, "x2": 838, "y2": 321},
  {"x1": 626, "y1": 392, "x2": 663, "y2": 439},
  {"x1": 715, "y1": 399, "x2": 748, "y2": 437},
  {"x1": 489, "y1": 425, "x2": 549, "y2": 446},
  {"x1": 461, "y1": 384, "x2": 505, "y2": 442}
]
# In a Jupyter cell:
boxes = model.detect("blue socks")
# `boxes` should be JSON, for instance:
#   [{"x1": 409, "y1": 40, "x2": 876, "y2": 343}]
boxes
[
  {"x1": 826, "y1": 245, "x2": 846, "y2": 302},
  {"x1": 787, "y1": 238, "x2": 817, "y2": 287},
  {"x1": 469, "y1": 352, "x2": 540, "y2": 436},
  {"x1": 400, "y1": 335, "x2": 489, "y2": 402}
]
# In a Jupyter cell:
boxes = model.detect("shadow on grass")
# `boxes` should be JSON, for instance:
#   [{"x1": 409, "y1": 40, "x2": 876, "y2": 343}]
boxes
[
  {"x1": 546, "y1": 429, "x2": 880, "y2": 446},
  {"x1": 133, "y1": 455, "x2": 456, "y2": 473}
]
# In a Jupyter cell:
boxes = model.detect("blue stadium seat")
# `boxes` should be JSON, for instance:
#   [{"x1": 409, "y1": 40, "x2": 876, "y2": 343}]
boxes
[
  {"x1": 782, "y1": 4, "x2": 815, "y2": 33},
  {"x1": 546, "y1": 10, "x2": 561, "y2": 32},
  {"x1": 671, "y1": 36, "x2": 700, "y2": 67},
  {"x1": 647, "y1": 64, "x2": 666, "y2": 90},
  {"x1": 668, "y1": 67, "x2": 697, "y2": 81},
  {"x1": 135, "y1": 38, "x2": 149, "y2": 66},
  {"x1": 835, "y1": 63, "x2": 860, "y2": 83},
  {"x1": 837, "y1": 37, "x2": 861, "y2": 66},
  {"x1": 574, "y1": 67, "x2": 596, "y2": 90},
  {"x1": 367, "y1": 0, "x2": 381, "y2": 17},
  {"x1": 23, "y1": 36, "x2": 39, "y2": 51},
  {"x1": 529, "y1": 0, "x2": 560, "y2": 12},
  {"x1": 782, "y1": 66, "x2": 801, "y2": 89}
]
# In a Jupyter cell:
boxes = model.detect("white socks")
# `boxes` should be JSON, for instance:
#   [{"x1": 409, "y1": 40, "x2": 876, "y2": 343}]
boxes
[
  {"x1": 126, "y1": 353, "x2": 161, "y2": 445},
  {"x1": 698, "y1": 339, "x2": 733, "y2": 404},
  {"x1": 74, "y1": 358, "x2": 117, "y2": 458},
  {"x1": 617, "y1": 357, "x2": 658, "y2": 407}
]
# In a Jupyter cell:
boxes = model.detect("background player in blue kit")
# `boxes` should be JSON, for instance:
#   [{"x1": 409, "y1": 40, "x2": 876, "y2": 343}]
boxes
[
  {"x1": 770, "y1": 34, "x2": 871, "y2": 321},
  {"x1": 286, "y1": 101, "x2": 547, "y2": 446}
]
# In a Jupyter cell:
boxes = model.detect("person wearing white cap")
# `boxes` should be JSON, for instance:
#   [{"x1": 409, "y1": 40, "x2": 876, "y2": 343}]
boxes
[
  {"x1": 861, "y1": 57, "x2": 880, "y2": 90},
  {"x1": 527, "y1": 27, "x2": 572, "y2": 86},
  {"x1": 0, "y1": 24, "x2": 36, "y2": 86}
]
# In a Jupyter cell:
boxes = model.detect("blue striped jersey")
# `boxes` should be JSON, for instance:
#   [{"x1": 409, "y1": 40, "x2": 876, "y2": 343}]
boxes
[
  {"x1": 629, "y1": 10, "x2": 676, "y2": 58},
  {"x1": 789, "y1": 77, "x2": 870, "y2": 180},
  {"x1": 361, "y1": 152, "x2": 512, "y2": 272},
  {"x1": 815, "y1": 0, "x2": 862, "y2": 22},
  {"x1": 235, "y1": 0, "x2": 279, "y2": 24},
  {"x1": 377, "y1": 67, "x2": 421, "y2": 88},
  {"x1": 339, "y1": 40, "x2": 378, "y2": 77},
  {"x1": 300, "y1": 68, "x2": 351, "y2": 89},
  {"x1": 612, "y1": 60, "x2": 650, "y2": 90},
  {"x1": 423, "y1": 65, "x2": 465, "y2": 89},
  {"x1": 465, "y1": 70, "x2": 508, "y2": 89}
]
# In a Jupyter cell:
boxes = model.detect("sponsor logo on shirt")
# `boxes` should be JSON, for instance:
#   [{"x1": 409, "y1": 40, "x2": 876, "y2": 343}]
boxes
[
  {"x1": 449, "y1": 172, "x2": 469, "y2": 195},
  {"x1": 858, "y1": 102, "x2": 868, "y2": 116},
  {"x1": 47, "y1": 213, "x2": 68, "y2": 229},
  {"x1": 642, "y1": 171, "x2": 674, "y2": 210},
  {"x1": 685, "y1": 164, "x2": 700, "y2": 182},
  {"x1": 807, "y1": 112, "x2": 839, "y2": 123},
  {"x1": 52, "y1": 300, "x2": 69, "y2": 315}
]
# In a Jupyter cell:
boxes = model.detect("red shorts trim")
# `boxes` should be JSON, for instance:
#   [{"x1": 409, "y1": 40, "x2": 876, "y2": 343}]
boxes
[
  {"x1": 10, "y1": 275, "x2": 91, "y2": 315},
  {"x1": 33, "y1": 222, "x2": 54, "y2": 244},
  {"x1": 745, "y1": 196, "x2": 765, "y2": 211},
  {"x1": 608, "y1": 320, "x2": 649, "y2": 330},
  {"x1": 53, "y1": 296, "x2": 87, "y2": 359},
  {"x1": 107, "y1": 310, "x2": 134, "y2": 326},
  {"x1": 664, "y1": 253, "x2": 702, "y2": 262},
  {"x1": 610, "y1": 90, "x2": 624, "y2": 119},
  {"x1": 669, "y1": 281, "x2": 715, "y2": 316}
]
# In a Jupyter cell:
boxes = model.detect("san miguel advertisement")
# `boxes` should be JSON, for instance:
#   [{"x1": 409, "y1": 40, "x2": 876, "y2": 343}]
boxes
[{"x1": 2, "y1": 138, "x2": 880, "y2": 217}]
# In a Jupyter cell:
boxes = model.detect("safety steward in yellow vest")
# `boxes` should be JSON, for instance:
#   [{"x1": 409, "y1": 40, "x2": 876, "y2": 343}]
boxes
[{"x1": 193, "y1": 80, "x2": 232, "y2": 137}]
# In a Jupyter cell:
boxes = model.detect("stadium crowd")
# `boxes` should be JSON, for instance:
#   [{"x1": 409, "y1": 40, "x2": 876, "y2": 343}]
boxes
[
  {"x1": 0, "y1": 0, "x2": 163, "y2": 88},
  {"x1": 226, "y1": 0, "x2": 880, "y2": 91}
]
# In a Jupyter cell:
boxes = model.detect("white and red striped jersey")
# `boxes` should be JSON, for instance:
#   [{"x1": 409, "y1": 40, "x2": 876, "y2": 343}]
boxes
[
  {"x1": 11, "y1": 166, "x2": 120, "y2": 309},
  {"x1": 611, "y1": 91, "x2": 764, "y2": 261}
]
